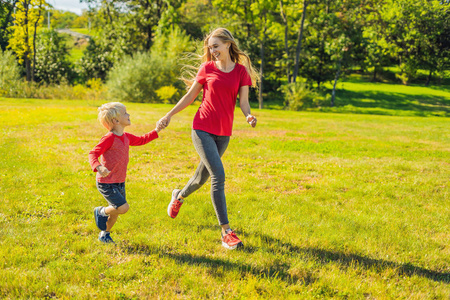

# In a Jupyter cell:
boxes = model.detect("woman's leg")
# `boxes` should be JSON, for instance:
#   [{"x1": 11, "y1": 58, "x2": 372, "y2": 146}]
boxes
[{"x1": 179, "y1": 130, "x2": 230, "y2": 225}]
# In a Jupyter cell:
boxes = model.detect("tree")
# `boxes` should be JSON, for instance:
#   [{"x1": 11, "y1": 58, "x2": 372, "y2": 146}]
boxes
[
  {"x1": 82, "y1": 0, "x2": 185, "y2": 60},
  {"x1": 415, "y1": 0, "x2": 450, "y2": 85},
  {"x1": 0, "y1": 0, "x2": 17, "y2": 51},
  {"x1": 292, "y1": 0, "x2": 308, "y2": 83},
  {"x1": 8, "y1": 0, "x2": 46, "y2": 81},
  {"x1": 212, "y1": 0, "x2": 279, "y2": 109}
]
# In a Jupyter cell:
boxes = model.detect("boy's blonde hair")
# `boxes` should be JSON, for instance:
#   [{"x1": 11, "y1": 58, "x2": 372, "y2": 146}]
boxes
[{"x1": 97, "y1": 102, "x2": 126, "y2": 130}]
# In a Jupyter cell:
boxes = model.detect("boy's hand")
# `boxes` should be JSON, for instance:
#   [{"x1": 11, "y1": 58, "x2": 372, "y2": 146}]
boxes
[
  {"x1": 96, "y1": 165, "x2": 111, "y2": 177},
  {"x1": 155, "y1": 120, "x2": 165, "y2": 132},
  {"x1": 157, "y1": 116, "x2": 171, "y2": 131}
]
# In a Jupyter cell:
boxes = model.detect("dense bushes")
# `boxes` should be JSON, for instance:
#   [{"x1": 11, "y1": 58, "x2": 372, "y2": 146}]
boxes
[
  {"x1": 106, "y1": 28, "x2": 193, "y2": 103},
  {"x1": 0, "y1": 50, "x2": 22, "y2": 96},
  {"x1": 280, "y1": 82, "x2": 326, "y2": 111},
  {"x1": 75, "y1": 38, "x2": 113, "y2": 82},
  {"x1": 34, "y1": 30, "x2": 73, "y2": 84}
]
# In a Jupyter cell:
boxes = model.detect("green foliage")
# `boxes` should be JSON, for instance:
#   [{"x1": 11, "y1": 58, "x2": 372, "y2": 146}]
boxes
[
  {"x1": 156, "y1": 85, "x2": 178, "y2": 103},
  {"x1": 106, "y1": 27, "x2": 193, "y2": 103},
  {"x1": 45, "y1": 9, "x2": 79, "y2": 29},
  {"x1": 0, "y1": 0, "x2": 15, "y2": 51},
  {"x1": 8, "y1": 0, "x2": 46, "y2": 64},
  {"x1": 74, "y1": 38, "x2": 113, "y2": 83},
  {"x1": 280, "y1": 81, "x2": 324, "y2": 111},
  {"x1": 106, "y1": 52, "x2": 174, "y2": 103},
  {"x1": 0, "y1": 50, "x2": 22, "y2": 96},
  {"x1": 34, "y1": 29, "x2": 73, "y2": 84}
]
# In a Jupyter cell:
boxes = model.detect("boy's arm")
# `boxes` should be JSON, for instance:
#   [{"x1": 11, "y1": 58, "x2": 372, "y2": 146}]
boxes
[
  {"x1": 127, "y1": 130, "x2": 159, "y2": 146},
  {"x1": 88, "y1": 134, "x2": 114, "y2": 172}
]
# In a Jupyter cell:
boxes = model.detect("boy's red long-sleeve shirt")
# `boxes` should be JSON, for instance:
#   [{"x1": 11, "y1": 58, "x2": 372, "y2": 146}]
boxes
[{"x1": 89, "y1": 130, "x2": 158, "y2": 183}]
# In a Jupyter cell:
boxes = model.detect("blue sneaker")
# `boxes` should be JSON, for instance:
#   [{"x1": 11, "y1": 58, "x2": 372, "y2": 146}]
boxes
[
  {"x1": 98, "y1": 232, "x2": 115, "y2": 244},
  {"x1": 94, "y1": 206, "x2": 108, "y2": 231}
]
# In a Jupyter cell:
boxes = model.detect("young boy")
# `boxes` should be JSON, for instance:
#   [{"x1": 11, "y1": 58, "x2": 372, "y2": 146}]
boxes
[{"x1": 89, "y1": 102, "x2": 160, "y2": 243}]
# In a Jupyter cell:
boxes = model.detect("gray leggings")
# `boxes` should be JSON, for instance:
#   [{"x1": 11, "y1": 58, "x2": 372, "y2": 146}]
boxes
[{"x1": 179, "y1": 130, "x2": 230, "y2": 225}]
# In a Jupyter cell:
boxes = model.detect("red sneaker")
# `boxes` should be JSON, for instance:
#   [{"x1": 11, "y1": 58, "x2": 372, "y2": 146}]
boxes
[
  {"x1": 168, "y1": 189, "x2": 183, "y2": 218},
  {"x1": 221, "y1": 230, "x2": 243, "y2": 250}
]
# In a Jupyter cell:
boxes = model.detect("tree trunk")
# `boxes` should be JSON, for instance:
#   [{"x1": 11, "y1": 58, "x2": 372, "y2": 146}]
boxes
[
  {"x1": 244, "y1": 3, "x2": 251, "y2": 39},
  {"x1": 258, "y1": 12, "x2": 267, "y2": 109},
  {"x1": 331, "y1": 59, "x2": 342, "y2": 107},
  {"x1": 292, "y1": 0, "x2": 308, "y2": 83},
  {"x1": 24, "y1": 0, "x2": 31, "y2": 82},
  {"x1": 145, "y1": 25, "x2": 152, "y2": 50},
  {"x1": 280, "y1": 1, "x2": 290, "y2": 83},
  {"x1": 425, "y1": 69, "x2": 433, "y2": 86},
  {"x1": 258, "y1": 36, "x2": 265, "y2": 109},
  {"x1": 32, "y1": 8, "x2": 42, "y2": 82},
  {"x1": 106, "y1": 0, "x2": 113, "y2": 24}
]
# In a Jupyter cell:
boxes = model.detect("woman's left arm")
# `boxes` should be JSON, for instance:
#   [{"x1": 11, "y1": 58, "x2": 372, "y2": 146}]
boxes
[{"x1": 239, "y1": 85, "x2": 257, "y2": 128}]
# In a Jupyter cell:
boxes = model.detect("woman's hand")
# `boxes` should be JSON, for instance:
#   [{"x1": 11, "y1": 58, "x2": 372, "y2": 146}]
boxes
[
  {"x1": 157, "y1": 115, "x2": 171, "y2": 131},
  {"x1": 246, "y1": 114, "x2": 257, "y2": 128}
]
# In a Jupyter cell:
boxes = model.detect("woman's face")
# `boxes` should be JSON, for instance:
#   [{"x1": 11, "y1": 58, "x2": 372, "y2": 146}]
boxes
[{"x1": 208, "y1": 37, "x2": 230, "y2": 61}]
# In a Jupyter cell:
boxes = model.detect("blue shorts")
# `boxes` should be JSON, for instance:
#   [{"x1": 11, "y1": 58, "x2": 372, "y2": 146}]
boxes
[{"x1": 96, "y1": 182, "x2": 127, "y2": 209}]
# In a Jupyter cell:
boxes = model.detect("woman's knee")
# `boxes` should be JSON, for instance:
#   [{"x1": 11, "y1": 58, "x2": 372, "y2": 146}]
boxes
[{"x1": 211, "y1": 171, "x2": 225, "y2": 187}]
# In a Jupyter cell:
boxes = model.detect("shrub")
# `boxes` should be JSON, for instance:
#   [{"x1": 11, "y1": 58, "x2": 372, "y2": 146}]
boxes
[
  {"x1": 34, "y1": 29, "x2": 73, "y2": 84},
  {"x1": 156, "y1": 85, "x2": 178, "y2": 103},
  {"x1": 106, "y1": 52, "x2": 171, "y2": 102},
  {"x1": 280, "y1": 82, "x2": 324, "y2": 111},
  {"x1": 106, "y1": 27, "x2": 193, "y2": 103},
  {"x1": 0, "y1": 50, "x2": 22, "y2": 96},
  {"x1": 75, "y1": 38, "x2": 113, "y2": 83}
]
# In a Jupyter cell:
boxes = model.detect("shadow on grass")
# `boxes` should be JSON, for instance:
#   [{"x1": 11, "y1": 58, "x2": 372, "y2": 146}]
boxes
[
  {"x1": 334, "y1": 89, "x2": 450, "y2": 114},
  {"x1": 121, "y1": 241, "x2": 313, "y2": 286},
  {"x1": 244, "y1": 233, "x2": 450, "y2": 284},
  {"x1": 120, "y1": 232, "x2": 449, "y2": 285}
]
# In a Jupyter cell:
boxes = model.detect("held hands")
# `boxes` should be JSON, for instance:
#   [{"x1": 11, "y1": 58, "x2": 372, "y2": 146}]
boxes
[
  {"x1": 97, "y1": 165, "x2": 111, "y2": 178},
  {"x1": 156, "y1": 115, "x2": 171, "y2": 132},
  {"x1": 246, "y1": 114, "x2": 257, "y2": 128}
]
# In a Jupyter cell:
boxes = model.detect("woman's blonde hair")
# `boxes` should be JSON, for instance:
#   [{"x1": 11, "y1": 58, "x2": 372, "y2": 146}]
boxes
[
  {"x1": 183, "y1": 28, "x2": 260, "y2": 89},
  {"x1": 97, "y1": 102, "x2": 125, "y2": 130}
]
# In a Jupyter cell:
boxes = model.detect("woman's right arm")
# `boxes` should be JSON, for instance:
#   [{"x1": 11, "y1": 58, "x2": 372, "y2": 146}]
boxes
[{"x1": 158, "y1": 81, "x2": 203, "y2": 129}]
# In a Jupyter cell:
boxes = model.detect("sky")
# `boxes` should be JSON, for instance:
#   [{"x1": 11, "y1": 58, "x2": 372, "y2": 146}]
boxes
[{"x1": 51, "y1": 0, "x2": 91, "y2": 15}]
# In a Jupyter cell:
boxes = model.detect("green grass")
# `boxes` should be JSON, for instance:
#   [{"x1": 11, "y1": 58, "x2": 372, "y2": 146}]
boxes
[
  {"x1": 70, "y1": 28, "x2": 93, "y2": 36},
  {"x1": 69, "y1": 46, "x2": 86, "y2": 62},
  {"x1": 320, "y1": 79, "x2": 450, "y2": 117},
  {"x1": 0, "y1": 98, "x2": 449, "y2": 298}
]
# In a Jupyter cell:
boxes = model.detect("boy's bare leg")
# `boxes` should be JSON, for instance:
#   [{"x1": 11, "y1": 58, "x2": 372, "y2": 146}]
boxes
[{"x1": 104, "y1": 203, "x2": 129, "y2": 231}]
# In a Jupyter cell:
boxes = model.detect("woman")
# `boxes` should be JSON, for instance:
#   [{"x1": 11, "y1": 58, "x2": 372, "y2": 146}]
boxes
[{"x1": 157, "y1": 28, "x2": 259, "y2": 250}]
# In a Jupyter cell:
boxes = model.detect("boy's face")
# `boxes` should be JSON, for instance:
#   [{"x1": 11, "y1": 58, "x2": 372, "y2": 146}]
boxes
[{"x1": 116, "y1": 107, "x2": 131, "y2": 127}]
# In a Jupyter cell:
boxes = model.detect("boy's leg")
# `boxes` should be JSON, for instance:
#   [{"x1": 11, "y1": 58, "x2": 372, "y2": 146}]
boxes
[
  {"x1": 96, "y1": 182, "x2": 128, "y2": 235},
  {"x1": 104, "y1": 203, "x2": 129, "y2": 231}
]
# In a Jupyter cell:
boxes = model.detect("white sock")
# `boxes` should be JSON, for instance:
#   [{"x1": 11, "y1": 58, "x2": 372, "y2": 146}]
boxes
[
  {"x1": 100, "y1": 231, "x2": 107, "y2": 237},
  {"x1": 99, "y1": 207, "x2": 108, "y2": 217}
]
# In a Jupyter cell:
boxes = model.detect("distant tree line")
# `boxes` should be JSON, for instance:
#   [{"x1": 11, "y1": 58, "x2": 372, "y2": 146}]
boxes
[{"x1": 0, "y1": 0, "x2": 449, "y2": 109}]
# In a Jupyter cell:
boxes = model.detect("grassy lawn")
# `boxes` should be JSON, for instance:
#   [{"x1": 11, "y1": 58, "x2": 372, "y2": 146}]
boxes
[
  {"x1": 70, "y1": 28, "x2": 93, "y2": 36},
  {"x1": 0, "y1": 98, "x2": 448, "y2": 298},
  {"x1": 321, "y1": 79, "x2": 450, "y2": 117}
]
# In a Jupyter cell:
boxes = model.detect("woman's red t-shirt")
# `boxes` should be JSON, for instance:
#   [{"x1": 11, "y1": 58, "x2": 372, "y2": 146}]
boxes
[{"x1": 193, "y1": 61, "x2": 252, "y2": 136}]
